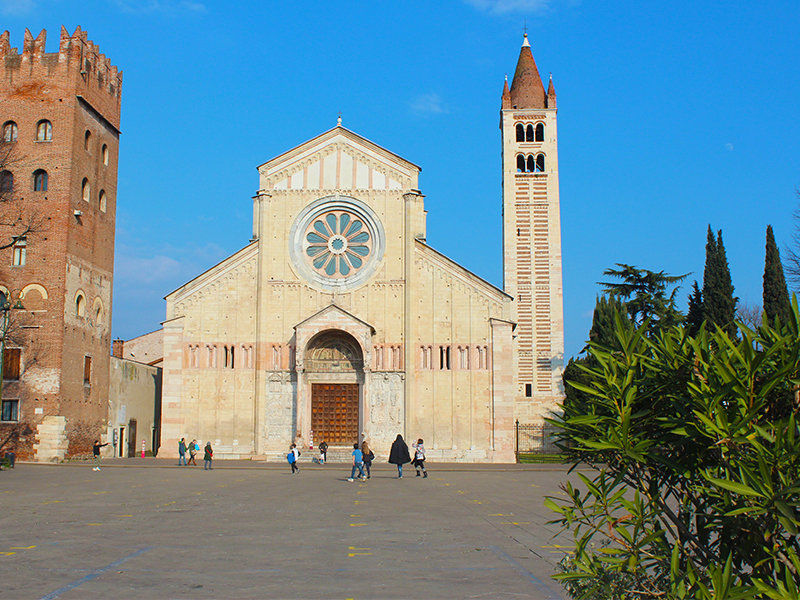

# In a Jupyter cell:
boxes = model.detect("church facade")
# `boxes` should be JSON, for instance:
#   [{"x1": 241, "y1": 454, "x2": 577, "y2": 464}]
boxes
[{"x1": 160, "y1": 35, "x2": 563, "y2": 462}]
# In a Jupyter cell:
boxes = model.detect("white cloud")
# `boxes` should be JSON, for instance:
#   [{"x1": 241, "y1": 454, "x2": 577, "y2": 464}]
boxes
[
  {"x1": 0, "y1": 0, "x2": 36, "y2": 16},
  {"x1": 115, "y1": 254, "x2": 184, "y2": 285},
  {"x1": 462, "y1": 0, "x2": 551, "y2": 15},
  {"x1": 725, "y1": 143, "x2": 734, "y2": 151},
  {"x1": 410, "y1": 92, "x2": 448, "y2": 116}
]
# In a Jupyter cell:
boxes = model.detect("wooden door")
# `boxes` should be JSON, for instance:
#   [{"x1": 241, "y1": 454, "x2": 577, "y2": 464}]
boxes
[
  {"x1": 311, "y1": 383, "x2": 359, "y2": 446},
  {"x1": 127, "y1": 419, "x2": 137, "y2": 458}
]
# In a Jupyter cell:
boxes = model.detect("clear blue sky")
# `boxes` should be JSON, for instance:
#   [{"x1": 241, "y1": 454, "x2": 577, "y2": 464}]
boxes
[{"x1": 2, "y1": 0, "x2": 799, "y2": 360}]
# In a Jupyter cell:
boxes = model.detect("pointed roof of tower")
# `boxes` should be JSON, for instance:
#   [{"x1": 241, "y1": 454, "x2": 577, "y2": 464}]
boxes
[
  {"x1": 547, "y1": 73, "x2": 557, "y2": 109},
  {"x1": 509, "y1": 34, "x2": 546, "y2": 110},
  {"x1": 501, "y1": 75, "x2": 512, "y2": 109}
]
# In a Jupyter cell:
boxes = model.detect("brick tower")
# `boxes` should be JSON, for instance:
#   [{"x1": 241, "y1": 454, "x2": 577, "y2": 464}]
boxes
[
  {"x1": 0, "y1": 27, "x2": 121, "y2": 460},
  {"x1": 500, "y1": 34, "x2": 564, "y2": 421}
]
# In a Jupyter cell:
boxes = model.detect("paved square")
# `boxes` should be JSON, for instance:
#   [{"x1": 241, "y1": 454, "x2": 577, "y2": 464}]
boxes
[{"x1": 1, "y1": 460, "x2": 585, "y2": 599}]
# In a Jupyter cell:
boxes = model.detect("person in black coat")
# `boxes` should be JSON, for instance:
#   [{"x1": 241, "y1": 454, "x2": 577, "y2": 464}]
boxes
[{"x1": 388, "y1": 434, "x2": 411, "y2": 478}]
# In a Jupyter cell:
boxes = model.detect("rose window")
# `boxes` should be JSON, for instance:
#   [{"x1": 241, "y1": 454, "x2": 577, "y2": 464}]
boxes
[{"x1": 304, "y1": 212, "x2": 372, "y2": 278}]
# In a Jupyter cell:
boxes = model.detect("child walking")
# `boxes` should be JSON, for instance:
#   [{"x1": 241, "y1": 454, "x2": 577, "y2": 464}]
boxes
[
  {"x1": 348, "y1": 442, "x2": 365, "y2": 482},
  {"x1": 361, "y1": 441, "x2": 375, "y2": 479},
  {"x1": 289, "y1": 443, "x2": 300, "y2": 474},
  {"x1": 412, "y1": 438, "x2": 427, "y2": 478},
  {"x1": 203, "y1": 442, "x2": 213, "y2": 470}
]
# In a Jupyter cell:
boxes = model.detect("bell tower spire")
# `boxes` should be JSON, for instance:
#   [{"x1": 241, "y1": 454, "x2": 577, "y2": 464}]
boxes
[
  {"x1": 509, "y1": 34, "x2": 547, "y2": 109},
  {"x1": 499, "y1": 34, "x2": 564, "y2": 420}
]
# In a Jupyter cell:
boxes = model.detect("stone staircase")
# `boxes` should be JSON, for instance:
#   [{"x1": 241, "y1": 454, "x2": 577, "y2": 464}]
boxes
[{"x1": 266, "y1": 446, "x2": 372, "y2": 464}]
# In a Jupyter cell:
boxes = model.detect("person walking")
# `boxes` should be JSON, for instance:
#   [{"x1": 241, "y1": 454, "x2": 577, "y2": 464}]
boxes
[
  {"x1": 92, "y1": 440, "x2": 109, "y2": 471},
  {"x1": 288, "y1": 443, "x2": 300, "y2": 474},
  {"x1": 412, "y1": 438, "x2": 428, "y2": 478},
  {"x1": 178, "y1": 438, "x2": 187, "y2": 466},
  {"x1": 348, "y1": 442, "x2": 365, "y2": 482},
  {"x1": 318, "y1": 440, "x2": 328, "y2": 464},
  {"x1": 187, "y1": 439, "x2": 198, "y2": 466},
  {"x1": 388, "y1": 434, "x2": 411, "y2": 478},
  {"x1": 203, "y1": 442, "x2": 213, "y2": 470},
  {"x1": 361, "y1": 441, "x2": 375, "y2": 479}
]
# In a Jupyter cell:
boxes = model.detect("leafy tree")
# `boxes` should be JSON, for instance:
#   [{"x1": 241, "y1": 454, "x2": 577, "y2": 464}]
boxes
[
  {"x1": 686, "y1": 280, "x2": 704, "y2": 336},
  {"x1": 562, "y1": 295, "x2": 629, "y2": 407},
  {"x1": 764, "y1": 224, "x2": 792, "y2": 327},
  {"x1": 549, "y1": 309, "x2": 800, "y2": 599},
  {"x1": 598, "y1": 264, "x2": 687, "y2": 332},
  {"x1": 702, "y1": 226, "x2": 738, "y2": 337}
]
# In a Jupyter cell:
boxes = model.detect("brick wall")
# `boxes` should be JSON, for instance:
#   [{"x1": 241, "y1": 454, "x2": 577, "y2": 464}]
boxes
[{"x1": 0, "y1": 26, "x2": 120, "y2": 460}]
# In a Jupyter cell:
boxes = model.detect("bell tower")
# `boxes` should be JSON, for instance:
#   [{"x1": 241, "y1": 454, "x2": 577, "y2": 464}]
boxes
[{"x1": 500, "y1": 34, "x2": 564, "y2": 420}]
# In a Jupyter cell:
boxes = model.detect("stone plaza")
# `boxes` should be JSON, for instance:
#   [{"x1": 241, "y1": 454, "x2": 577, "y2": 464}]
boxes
[{"x1": 1, "y1": 460, "x2": 585, "y2": 599}]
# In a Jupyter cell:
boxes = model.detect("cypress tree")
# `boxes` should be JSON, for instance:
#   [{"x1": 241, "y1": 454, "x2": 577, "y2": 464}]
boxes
[
  {"x1": 763, "y1": 224, "x2": 792, "y2": 326},
  {"x1": 702, "y1": 226, "x2": 738, "y2": 337},
  {"x1": 589, "y1": 294, "x2": 627, "y2": 347},
  {"x1": 686, "y1": 280, "x2": 703, "y2": 336}
]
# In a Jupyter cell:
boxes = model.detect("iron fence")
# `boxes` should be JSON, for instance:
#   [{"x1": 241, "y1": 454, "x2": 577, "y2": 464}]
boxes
[{"x1": 514, "y1": 420, "x2": 565, "y2": 462}]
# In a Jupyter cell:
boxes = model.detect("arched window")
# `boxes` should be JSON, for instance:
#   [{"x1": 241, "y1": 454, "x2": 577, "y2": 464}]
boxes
[
  {"x1": 95, "y1": 305, "x2": 103, "y2": 325},
  {"x1": 516, "y1": 155, "x2": 525, "y2": 173},
  {"x1": 2, "y1": 121, "x2": 17, "y2": 142},
  {"x1": 526, "y1": 124, "x2": 534, "y2": 142},
  {"x1": 35, "y1": 120, "x2": 52, "y2": 141},
  {"x1": 0, "y1": 171, "x2": 12, "y2": 194},
  {"x1": 526, "y1": 155, "x2": 535, "y2": 173},
  {"x1": 99, "y1": 190, "x2": 107, "y2": 213},
  {"x1": 535, "y1": 123, "x2": 544, "y2": 142},
  {"x1": 102, "y1": 144, "x2": 108, "y2": 166},
  {"x1": 76, "y1": 294, "x2": 86, "y2": 317},
  {"x1": 33, "y1": 169, "x2": 48, "y2": 191},
  {"x1": 84, "y1": 130, "x2": 91, "y2": 151},
  {"x1": 82, "y1": 178, "x2": 90, "y2": 201},
  {"x1": 515, "y1": 123, "x2": 524, "y2": 142},
  {"x1": 536, "y1": 154, "x2": 545, "y2": 172}
]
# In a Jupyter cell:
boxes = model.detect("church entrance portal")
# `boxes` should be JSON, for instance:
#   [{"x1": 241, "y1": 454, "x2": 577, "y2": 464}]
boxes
[
  {"x1": 311, "y1": 383, "x2": 359, "y2": 446},
  {"x1": 304, "y1": 330, "x2": 364, "y2": 447}
]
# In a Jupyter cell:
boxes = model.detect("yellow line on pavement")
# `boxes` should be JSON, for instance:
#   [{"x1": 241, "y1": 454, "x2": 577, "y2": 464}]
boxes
[{"x1": 10, "y1": 546, "x2": 35, "y2": 549}]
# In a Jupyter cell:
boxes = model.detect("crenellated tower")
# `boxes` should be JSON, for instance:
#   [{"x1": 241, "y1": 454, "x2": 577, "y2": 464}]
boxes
[
  {"x1": 500, "y1": 34, "x2": 564, "y2": 420},
  {"x1": 0, "y1": 27, "x2": 122, "y2": 460}
]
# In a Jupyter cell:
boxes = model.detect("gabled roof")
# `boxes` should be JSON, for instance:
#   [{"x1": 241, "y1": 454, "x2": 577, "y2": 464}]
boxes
[
  {"x1": 257, "y1": 125, "x2": 421, "y2": 175},
  {"x1": 293, "y1": 303, "x2": 376, "y2": 335}
]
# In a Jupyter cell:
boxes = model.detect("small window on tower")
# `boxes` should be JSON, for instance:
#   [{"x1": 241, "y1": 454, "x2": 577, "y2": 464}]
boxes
[
  {"x1": 516, "y1": 155, "x2": 525, "y2": 173},
  {"x1": 12, "y1": 237, "x2": 26, "y2": 266},
  {"x1": 536, "y1": 154, "x2": 545, "y2": 172},
  {"x1": 0, "y1": 171, "x2": 13, "y2": 194},
  {"x1": 515, "y1": 123, "x2": 524, "y2": 142},
  {"x1": 525, "y1": 383, "x2": 532, "y2": 397},
  {"x1": 4, "y1": 348, "x2": 21, "y2": 380},
  {"x1": 526, "y1": 155, "x2": 535, "y2": 173},
  {"x1": 526, "y1": 124, "x2": 534, "y2": 142},
  {"x1": 84, "y1": 130, "x2": 91, "y2": 150},
  {"x1": 102, "y1": 144, "x2": 109, "y2": 166},
  {"x1": 84, "y1": 356, "x2": 92, "y2": 385},
  {"x1": 35, "y1": 120, "x2": 52, "y2": 141},
  {"x1": 82, "y1": 178, "x2": 90, "y2": 202},
  {"x1": 76, "y1": 294, "x2": 86, "y2": 317},
  {"x1": 99, "y1": 190, "x2": 107, "y2": 213},
  {"x1": 1, "y1": 399, "x2": 18, "y2": 422},
  {"x1": 33, "y1": 170, "x2": 48, "y2": 191},
  {"x1": 3, "y1": 121, "x2": 18, "y2": 142},
  {"x1": 535, "y1": 123, "x2": 544, "y2": 142}
]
